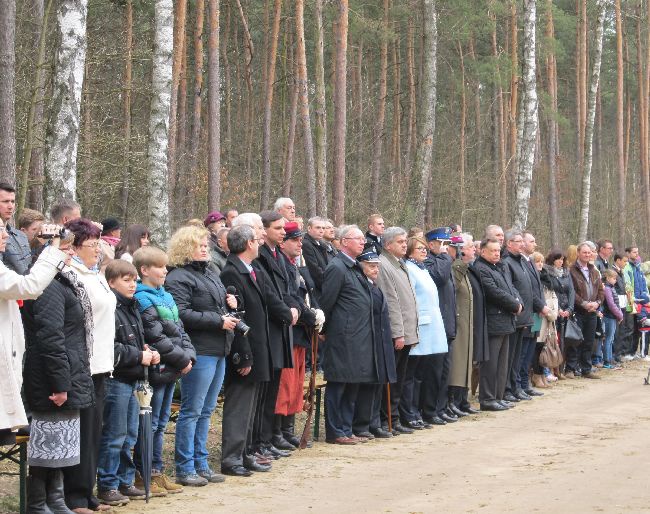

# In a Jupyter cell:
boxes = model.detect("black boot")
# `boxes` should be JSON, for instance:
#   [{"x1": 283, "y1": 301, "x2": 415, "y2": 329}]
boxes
[
  {"x1": 281, "y1": 415, "x2": 301, "y2": 448},
  {"x1": 27, "y1": 467, "x2": 54, "y2": 514},
  {"x1": 271, "y1": 415, "x2": 295, "y2": 451},
  {"x1": 46, "y1": 468, "x2": 74, "y2": 513}
]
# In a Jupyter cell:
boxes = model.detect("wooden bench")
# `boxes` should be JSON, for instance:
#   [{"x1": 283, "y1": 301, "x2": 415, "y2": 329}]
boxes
[{"x1": 0, "y1": 434, "x2": 29, "y2": 514}]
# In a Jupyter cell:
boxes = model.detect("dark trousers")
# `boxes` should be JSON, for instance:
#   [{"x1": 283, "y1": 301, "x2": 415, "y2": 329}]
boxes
[
  {"x1": 479, "y1": 334, "x2": 510, "y2": 403},
  {"x1": 532, "y1": 343, "x2": 545, "y2": 374},
  {"x1": 221, "y1": 379, "x2": 260, "y2": 468},
  {"x1": 419, "y1": 353, "x2": 448, "y2": 420},
  {"x1": 64, "y1": 373, "x2": 106, "y2": 510},
  {"x1": 352, "y1": 383, "x2": 382, "y2": 434},
  {"x1": 398, "y1": 355, "x2": 423, "y2": 423},
  {"x1": 567, "y1": 312, "x2": 597, "y2": 373},
  {"x1": 325, "y1": 382, "x2": 359, "y2": 440},
  {"x1": 614, "y1": 311, "x2": 635, "y2": 357},
  {"x1": 518, "y1": 336, "x2": 536, "y2": 390},
  {"x1": 258, "y1": 368, "x2": 282, "y2": 445},
  {"x1": 448, "y1": 385, "x2": 470, "y2": 410},
  {"x1": 506, "y1": 327, "x2": 525, "y2": 395},
  {"x1": 380, "y1": 345, "x2": 411, "y2": 426}
]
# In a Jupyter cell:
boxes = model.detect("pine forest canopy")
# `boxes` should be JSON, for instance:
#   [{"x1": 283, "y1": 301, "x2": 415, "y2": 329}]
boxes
[{"x1": 1, "y1": 0, "x2": 648, "y2": 251}]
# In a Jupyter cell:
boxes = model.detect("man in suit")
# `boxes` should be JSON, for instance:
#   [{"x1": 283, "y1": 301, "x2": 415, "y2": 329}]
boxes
[
  {"x1": 273, "y1": 197, "x2": 296, "y2": 222},
  {"x1": 254, "y1": 211, "x2": 300, "y2": 455},
  {"x1": 365, "y1": 214, "x2": 385, "y2": 256},
  {"x1": 502, "y1": 230, "x2": 550, "y2": 403},
  {"x1": 301, "y1": 216, "x2": 331, "y2": 300},
  {"x1": 220, "y1": 224, "x2": 294, "y2": 477},
  {"x1": 320, "y1": 225, "x2": 377, "y2": 445},
  {"x1": 375, "y1": 227, "x2": 419, "y2": 435}
]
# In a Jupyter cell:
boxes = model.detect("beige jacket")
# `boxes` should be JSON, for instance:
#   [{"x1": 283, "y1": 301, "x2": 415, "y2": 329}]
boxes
[{"x1": 376, "y1": 252, "x2": 419, "y2": 346}]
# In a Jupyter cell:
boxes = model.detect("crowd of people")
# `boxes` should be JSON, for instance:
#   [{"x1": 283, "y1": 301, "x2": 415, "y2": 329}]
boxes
[{"x1": 1, "y1": 181, "x2": 649, "y2": 513}]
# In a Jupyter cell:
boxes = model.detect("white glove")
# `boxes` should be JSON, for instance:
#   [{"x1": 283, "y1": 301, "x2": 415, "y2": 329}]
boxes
[{"x1": 312, "y1": 308, "x2": 325, "y2": 333}]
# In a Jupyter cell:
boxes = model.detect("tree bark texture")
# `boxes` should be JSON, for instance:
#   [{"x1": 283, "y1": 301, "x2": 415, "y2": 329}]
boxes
[
  {"x1": 121, "y1": 0, "x2": 133, "y2": 222},
  {"x1": 545, "y1": 0, "x2": 560, "y2": 247},
  {"x1": 314, "y1": 0, "x2": 328, "y2": 216},
  {"x1": 615, "y1": 0, "x2": 626, "y2": 245},
  {"x1": 513, "y1": 0, "x2": 538, "y2": 231},
  {"x1": 146, "y1": 0, "x2": 173, "y2": 244},
  {"x1": 44, "y1": 0, "x2": 89, "y2": 208},
  {"x1": 207, "y1": 0, "x2": 220, "y2": 211},
  {"x1": 332, "y1": 0, "x2": 348, "y2": 225},
  {"x1": 0, "y1": 0, "x2": 16, "y2": 186},
  {"x1": 189, "y1": 0, "x2": 205, "y2": 182}
]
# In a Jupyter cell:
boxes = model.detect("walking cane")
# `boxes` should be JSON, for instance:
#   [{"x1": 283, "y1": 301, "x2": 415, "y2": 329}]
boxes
[{"x1": 386, "y1": 383, "x2": 392, "y2": 433}]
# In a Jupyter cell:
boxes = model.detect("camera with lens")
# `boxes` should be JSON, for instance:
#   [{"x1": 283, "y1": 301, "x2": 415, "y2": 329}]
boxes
[
  {"x1": 39, "y1": 227, "x2": 75, "y2": 244},
  {"x1": 229, "y1": 309, "x2": 250, "y2": 336}
]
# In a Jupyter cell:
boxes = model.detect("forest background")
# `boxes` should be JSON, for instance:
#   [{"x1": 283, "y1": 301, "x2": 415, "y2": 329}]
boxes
[{"x1": 0, "y1": 0, "x2": 644, "y2": 251}]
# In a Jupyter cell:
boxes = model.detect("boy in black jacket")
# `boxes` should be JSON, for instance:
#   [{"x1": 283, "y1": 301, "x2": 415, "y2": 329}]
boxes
[{"x1": 97, "y1": 260, "x2": 160, "y2": 506}]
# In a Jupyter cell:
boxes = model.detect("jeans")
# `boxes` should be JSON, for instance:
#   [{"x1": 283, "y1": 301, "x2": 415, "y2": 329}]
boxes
[
  {"x1": 603, "y1": 317, "x2": 617, "y2": 364},
  {"x1": 175, "y1": 355, "x2": 226, "y2": 476},
  {"x1": 518, "y1": 336, "x2": 536, "y2": 390},
  {"x1": 134, "y1": 381, "x2": 175, "y2": 474},
  {"x1": 97, "y1": 379, "x2": 139, "y2": 491}
]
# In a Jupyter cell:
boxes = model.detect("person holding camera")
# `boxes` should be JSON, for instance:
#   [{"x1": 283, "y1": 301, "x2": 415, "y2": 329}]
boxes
[
  {"x1": 220, "y1": 223, "x2": 294, "y2": 476},
  {"x1": 164, "y1": 225, "x2": 238, "y2": 487}
]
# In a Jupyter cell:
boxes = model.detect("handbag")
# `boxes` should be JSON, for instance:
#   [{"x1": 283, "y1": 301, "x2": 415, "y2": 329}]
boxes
[
  {"x1": 563, "y1": 314, "x2": 583, "y2": 347},
  {"x1": 539, "y1": 323, "x2": 563, "y2": 368}
]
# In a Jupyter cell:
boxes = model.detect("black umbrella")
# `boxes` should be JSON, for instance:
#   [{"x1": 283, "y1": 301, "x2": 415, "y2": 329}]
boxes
[{"x1": 135, "y1": 367, "x2": 154, "y2": 502}]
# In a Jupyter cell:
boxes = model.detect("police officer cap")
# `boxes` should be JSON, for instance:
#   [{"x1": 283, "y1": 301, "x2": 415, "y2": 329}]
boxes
[{"x1": 425, "y1": 226, "x2": 452, "y2": 242}]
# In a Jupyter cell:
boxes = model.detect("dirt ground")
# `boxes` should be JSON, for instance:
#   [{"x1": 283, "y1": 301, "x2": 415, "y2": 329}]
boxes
[
  {"x1": 2, "y1": 361, "x2": 650, "y2": 513},
  {"x1": 117, "y1": 360, "x2": 650, "y2": 514}
]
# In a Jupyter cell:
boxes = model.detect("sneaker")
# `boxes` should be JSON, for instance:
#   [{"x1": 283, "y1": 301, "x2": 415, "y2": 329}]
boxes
[
  {"x1": 175, "y1": 473, "x2": 208, "y2": 487},
  {"x1": 621, "y1": 355, "x2": 634, "y2": 362},
  {"x1": 152, "y1": 472, "x2": 184, "y2": 493},
  {"x1": 603, "y1": 363, "x2": 615, "y2": 369},
  {"x1": 118, "y1": 485, "x2": 146, "y2": 500},
  {"x1": 547, "y1": 374, "x2": 558, "y2": 382},
  {"x1": 134, "y1": 473, "x2": 167, "y2": 497},
  {"x1": 97, "y1": 490, "x2": 130, "y2": 507},
  {"x1": 197, "y1": 468, "x2": 226, "y2": 483}
]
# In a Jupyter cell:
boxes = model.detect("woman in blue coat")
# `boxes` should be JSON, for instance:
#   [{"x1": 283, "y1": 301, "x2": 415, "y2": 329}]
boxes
[{"x1": 404, "y1": 237, "x2": 449, "y2": 426}]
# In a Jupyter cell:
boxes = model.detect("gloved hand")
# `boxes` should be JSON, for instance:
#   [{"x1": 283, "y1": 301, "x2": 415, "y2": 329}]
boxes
[{"x1": 312, "y1": 308, "x2": 325, "y2": 333}]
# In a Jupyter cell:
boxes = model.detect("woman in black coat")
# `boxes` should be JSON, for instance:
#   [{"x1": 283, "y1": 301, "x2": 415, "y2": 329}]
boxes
[
  {"x1": 22, "y1": 268, "x2": 95, "y2": 512},
  {"x1": 164, "y1": 225, "x2": 238, "y2": 485}
]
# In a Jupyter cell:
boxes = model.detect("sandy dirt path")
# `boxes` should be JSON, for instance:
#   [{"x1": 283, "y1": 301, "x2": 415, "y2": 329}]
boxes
[{"x1": 124, "y1": 362, "x2": 650, "y2": 513}]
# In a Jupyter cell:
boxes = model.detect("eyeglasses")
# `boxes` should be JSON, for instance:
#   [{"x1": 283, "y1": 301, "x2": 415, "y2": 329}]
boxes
[
  {"x1": 80, "y1": 242, "x2": 100, "y2": 248},
  {"x1": 343, "y1": 236, "x2": 366, "y2": 242},
  {"x1": 415, "y1": 246, "x2": 427, "y2": 251}
]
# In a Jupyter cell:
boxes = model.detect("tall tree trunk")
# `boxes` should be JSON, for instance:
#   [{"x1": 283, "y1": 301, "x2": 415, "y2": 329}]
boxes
[
  {"x1": 207, "y1": 0, "x2": 221, "y2": 211},
  {"x1": 234, "y1": 0, "x2": 254, "y2": 182},
  {"x1": 167, "y1": 0, "x2": 187, "y2": 214},
  {"x1": 121, "y1": 0, "x2": 133, "y2": 222},
  {"x1": 189, "y1": 0, "x2": 205, "y2": 182},
  {"x1": 391, "y1": 36, "x2": 402, "y2": 181},
  {"x1": 222, "y1": 0, "x2": 232, "y2": 160},
  {"x1": 295, "y1": 0, "x2": 317, "y2": 216},
  {"x1": 513, "y1": 0, "x2": 538, "y2": 230},
  {"x1": 577, "y1": 0, "x2": 607, "y2": 242},
  {"x1": 332, "y1": 0, "x2": 349, "y2": 225},
  {"x1": 283, "y1": 35, "x2": 298, "y2": 196},
  {"x1": 616, "y1": 0, "x2": 626, "y2": 244},
  {"x1": 458, "y1": 40, "x2": 466, "y2": 215},
  {"x1": 0, "y1": 0, "x2": 16, "y2": 186},
  {"x1": 147, "y1": 0, "x2": 173, "y2": 244},
  {"x1": 508, "y1": 1, "x2": 518, "y2": 201},
  {"x1": 637, "y1": 6, "x2": 646, "y2": 229},
  {"x1": 44, "y1": 0, "x2": 89, "y2": 208},
  {"x1": 370, "y1": 0, "x2": 389, "y2": 211},
  {"x1": 177, "y1": 35, "x2": 188, "y2": 189},
  {"x1": 404, "y1": 11, "x2": 416, "y2": 183},
  {"x1": 411, "y1": 0, "x2": 437, "y2": 226},
  {"x1": 20, "y1": 0, "x2": 53, "y2": 213},
  {"x1": 545, "y1": 0, "x2": 560, "y2": 247},
  {"x1": 491, "y1": 8, "x2": 507, "y2": 225},
  {"x1": 314, "y1": 0, "x2": 328, "y2": 215},
  {"x1": 261, "y1": 0, "x2": 282, "y2": 211}
]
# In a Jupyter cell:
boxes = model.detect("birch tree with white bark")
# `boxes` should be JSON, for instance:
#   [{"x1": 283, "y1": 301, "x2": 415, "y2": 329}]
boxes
[
  {"x1": 411, "y1": 0, "x2": 437, "y2": 226},
  {"x1": 577, "y1": 0, "x2": 608, "y2": 241},
  {"x1": 44, "y1": 0, "x2": 88, "y2": 208},
  {"x1": 147, "y1": 0, "x2": 173, "y2": 244},
  {"x1": 513, "y1": 0, "x2": 538, "y2": 231}
]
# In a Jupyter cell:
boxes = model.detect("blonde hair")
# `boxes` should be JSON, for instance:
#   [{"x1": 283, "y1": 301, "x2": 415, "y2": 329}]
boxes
[
  {"x1": 531, "y1": 251, "x2": 544, "y2": 264},
  {"x1": 167, "y1": 225, "x2": 210, "y2": 266},
  {"x1": 132, "y1": 246, "x2": 168, "y2": 276},
  {"x1": 566, "y1": 245, "x2": 578, "y2": 267}
]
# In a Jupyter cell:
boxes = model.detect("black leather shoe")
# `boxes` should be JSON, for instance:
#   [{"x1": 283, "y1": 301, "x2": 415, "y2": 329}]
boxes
[
  {"x1": 444, "y1": 409, "x2": 459, "y2": 421},
  {"x1": 282, "y1": 433, "x2": 301, "y2": 448},
  {"x1": 265, "y1": 444, "x2": 291, "y2": 458},
  {"x1": 271, "y1": 436, "x2": 296, "y2": 451},
  {"x1": 439, "y1": 412, "x2": 458, "y2": 423},
  {"x1": 221, "y1": 465, "x2": 253, "y2": 477},
  {"x1": 448, "y1": 404, "x2": 468, "y2": 417},
  {"x1": 480, "y1": 400, "x2": 508, "y2": 411},
  {"x1": 504, "y1": 393, "x2": 520, "y2": 403},
  {"x1": 393, "y1": 422, "x2": 415, "y2": 434},
  {"x1": 244, "y1": 459, "x2": 272, "y2": 473},
  {"x1": 406, "y1": 420, "x2": 424, "y2": 430},
  {"x1": 426, "y1": 416, "x2": 447, "y2": 425},
  {"x1": 498, "y1": 400, "x2": 513, "y2": 408},
  {"x1": 514, "y1": 390, "x2": 532, "y2": 401},
  {"x1": 370, "y1": 427, "x2": 393, "y2": 438},
  {"x1": 461, "y1": 406, "x2": 480, "y2": 415},
  {"x1": 256, "y1": 446, "x2": 280, "y2": 460},
  {"x1": 353, "y1": 431, "x2": 375, "y2": 439},
  {"x1": 525, "y1": 388, "x2": 544, "y2": 397},
  {"x1": 417, "y1": 420, "x2": 433, "y2": 429}
]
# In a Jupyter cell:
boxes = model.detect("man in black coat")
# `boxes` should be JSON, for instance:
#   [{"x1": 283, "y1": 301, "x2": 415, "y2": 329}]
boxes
[
  {"x1": 301, "y1": 216, "x2": 331, "y2": 300},
  {"x1": 473, "y1": 238, "x2": 523, "y2": 411},
  {"x1": 365, "y1": 214, "x2": 385, "y2": 256},
  {"x1": 254, "y1": 211, "x2": 300, "y2": 455},
  {"x1": 320, "y1": 225, "x2": 378, "y2": 445},
  {"x1": 501, "y1": 229, "x2": 549, "y2": 402},
  {"x1": 219, "y1": 224, "x2": 294, "y2": 477}
]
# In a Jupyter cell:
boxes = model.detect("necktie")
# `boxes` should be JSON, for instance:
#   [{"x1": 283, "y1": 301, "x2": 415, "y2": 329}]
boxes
[
  {"x1": 251, "y1": 269, "x2": 257, "y2": 282},
  {"x1": 272, "y1": 248, "x2": 278, "y2": 260}
]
